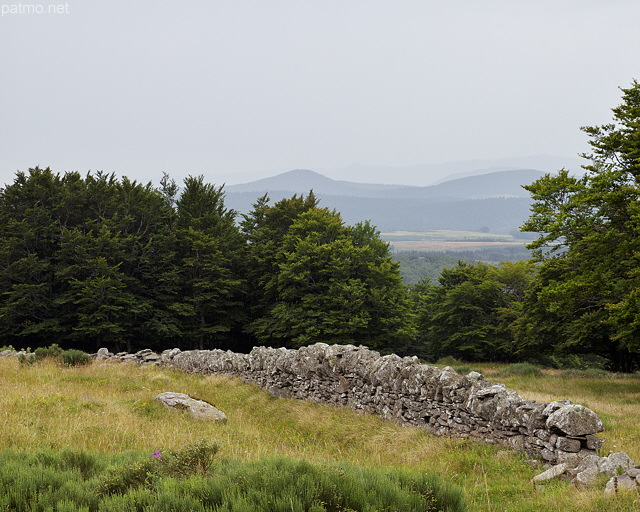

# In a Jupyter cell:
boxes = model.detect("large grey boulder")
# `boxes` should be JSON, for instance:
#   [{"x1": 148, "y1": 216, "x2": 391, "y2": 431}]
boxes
[
  {"x1": 546, "y1": 404, "x2": 604, "y2": 436},
  {"x1": 96, "y1": 348, "x2": 111, "y2": 360},
  {"x1": 599, "y1": 452, "x2": 635, "y2": 477},
  {"x1": 604, "y1": 475, "x2": 638, "y2": 494},
  {"x1": 154, "y1": 392, "x2": 227, "y2": 423}
]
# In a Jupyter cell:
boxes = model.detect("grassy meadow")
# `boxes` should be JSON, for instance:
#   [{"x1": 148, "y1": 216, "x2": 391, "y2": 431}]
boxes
[{"x1": 1, "y1": 357, "x2": 640, "y2": 511}]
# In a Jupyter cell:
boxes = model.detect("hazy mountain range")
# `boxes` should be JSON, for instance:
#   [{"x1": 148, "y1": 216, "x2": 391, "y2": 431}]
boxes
[
  {"x1": 316, "y1": 154, "x2": 583, "y2": 186},
  {"x1": 225, "y1": 168, "x2": 548, "y2": 235}
]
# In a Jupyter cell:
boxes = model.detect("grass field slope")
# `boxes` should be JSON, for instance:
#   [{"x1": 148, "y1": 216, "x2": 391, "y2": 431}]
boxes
[{"x1": 1, "y1": 357, "x2": 639, "y2": 511}]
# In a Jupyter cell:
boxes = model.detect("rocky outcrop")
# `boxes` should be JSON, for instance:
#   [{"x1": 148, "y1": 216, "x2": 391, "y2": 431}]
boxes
[{"x1": 154, "y1": 392, "x2": 227, "y2": 423}]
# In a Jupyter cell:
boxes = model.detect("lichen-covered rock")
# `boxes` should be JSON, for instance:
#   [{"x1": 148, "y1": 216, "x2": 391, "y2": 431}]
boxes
[
  {"x1": 585, "y1": 434, "x2": 604, "y2": 451},
  {"x1": 154, "y1": 392, "x2": 227, "y2": 423},
  {"x1": 604, "y1": 475, "x2": 638, "y2": 494},
  {"x1": 569, "y1": 453, "x2": 602, "y2": 488},
  {"x1": 546, "y1": 404, "x2": 604, "y2": 436},
  {"x1": 532, "y1": 463, "x2": 568, "y2": 483},
  {"x1": 599, "y1": 452, "x2": 635, "y2": 477},
  {"x1": 95, "y1": 348, "x2": 111, "y2": 360},
  {"x1": 555, "y1": 436, "x2": 581, "y2": 453},
  {"x1": 573, "y1": 465, "x2": 600, "y2": 488}
]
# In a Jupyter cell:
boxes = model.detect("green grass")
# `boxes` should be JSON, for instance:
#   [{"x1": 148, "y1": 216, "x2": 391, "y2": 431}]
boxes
[
  {"x1": 1, "y1": 357, "x2": 639, "y2": 511},
  {"x1": 496, "y1": 363, "x2": 543, "y2": 378},
  {"x1": 0, "y1": 448, "x2": 465, "y2": 511}
]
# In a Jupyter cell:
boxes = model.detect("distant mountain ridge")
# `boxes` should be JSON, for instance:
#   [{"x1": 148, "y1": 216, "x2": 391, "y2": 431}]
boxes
[
  {"x1": 318, "y1": 154, "x2": 582, "y2": 186},
  {"x1": 224, "y1": 168, "x2": 545, "y2": 235},
  {"x1": 226, "y1": 168, "x2": 544, "y2": 199},
  {"x1": 226, "y1": 169, "x2": 416, "y2": 197}
]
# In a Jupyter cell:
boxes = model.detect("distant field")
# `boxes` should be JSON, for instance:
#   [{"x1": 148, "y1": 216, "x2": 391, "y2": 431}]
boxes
[
  {"x1": 381, "y1": 230, "x2": 528, "y2": 252},
  {"x1": 388, "y1": 240, "x2": 527, "y2": 252}
]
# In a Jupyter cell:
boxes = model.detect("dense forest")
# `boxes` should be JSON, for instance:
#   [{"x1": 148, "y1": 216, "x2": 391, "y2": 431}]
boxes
[
  {"x1": 0, "y1": 173, "x2": 413, "y2": 355},
  {"x1": 1, "y1": 81, "x2": 639, "y2": 371}
]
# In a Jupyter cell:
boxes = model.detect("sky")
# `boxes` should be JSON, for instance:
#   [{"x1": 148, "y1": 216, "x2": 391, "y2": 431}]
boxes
[{"x1": 1, "y1": 0, "x2": 639, "y2": 188}]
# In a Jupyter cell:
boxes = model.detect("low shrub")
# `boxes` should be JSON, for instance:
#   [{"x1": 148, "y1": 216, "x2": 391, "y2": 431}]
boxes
[
  {"x1": 60, "y1": 349, "x2": 92, "y2": 367},
  {"x1": 97, "y1": 439, "x2": 219, "y2": 495},
  {"x1": 34, "y1": 343, "x2": 64, "y2": 361},
  {"x1": 16, "y1": 344, "x2": 92, "y2": 367},
  {"x1": 97, "y1": 458, "x2": 159, "y2": 496},
  {"x1": 160, "y1": 438, "x2": 219, "y2": 478}
]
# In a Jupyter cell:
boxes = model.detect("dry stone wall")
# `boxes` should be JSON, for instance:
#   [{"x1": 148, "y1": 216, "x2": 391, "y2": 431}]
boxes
[{"x1": 159, "y1": 343, "x2": 604, "y2": 464}]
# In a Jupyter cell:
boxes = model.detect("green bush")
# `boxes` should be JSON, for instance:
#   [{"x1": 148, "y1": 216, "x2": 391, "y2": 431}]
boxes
[
  {"x1": 34, "y1": 343, "x2": 64, "y2": 361},
  {"x1": 0, "y1": 450, "x2": 100, "y2": 511},
  {"x1": 160, "y1": 438, "x2": 219, "y2": 478},
  {"x1": 16, "y1": 344, "x2": 92, "y2": 367},
  {"x1": 60, "y1": 349, "x2": 92, "y2": 367},
  {"x1": 97, "y1": 439, "x2": 219, "y2": 495},
  {"x1": 97, "y1": 459, "x2": 158, "y2": 496},
  {"x1": 498, "y1": 363, "x2": 542, "y2": 378}
]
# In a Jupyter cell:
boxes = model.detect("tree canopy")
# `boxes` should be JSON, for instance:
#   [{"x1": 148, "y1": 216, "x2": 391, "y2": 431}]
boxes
[
  {"x1": 413, "y1": 260, "x2": 535, "y2": 362},
  {"x1": 0, "y1": 173, "x2": 414, "y2": 355},
  {"x1": 242, "y1": 195, "x2": 415, "y2": 353},
  {"x1": 517, "y1": 80, "x2": 640, "y2": 370},
  {"x1": 0, "y1": 169, "x2": 247, "y2": 353}
]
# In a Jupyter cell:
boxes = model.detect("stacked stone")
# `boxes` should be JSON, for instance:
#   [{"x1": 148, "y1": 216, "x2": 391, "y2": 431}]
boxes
[{"x1": 165, "y1": 342, "x2": 605, "y2": 464}]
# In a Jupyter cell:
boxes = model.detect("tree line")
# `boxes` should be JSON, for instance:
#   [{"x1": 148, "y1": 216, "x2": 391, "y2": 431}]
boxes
[
  {"x1": 2, "y1": 81, "x2": 639, "y2": 371},
  {"x1": 0, "y1": 172, "x2": 413, "y2": 355}
]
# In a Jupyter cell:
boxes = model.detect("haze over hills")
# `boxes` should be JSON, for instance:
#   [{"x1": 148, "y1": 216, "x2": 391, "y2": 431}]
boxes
[
  {"x1": 317, "y1": 154, "x2": 582, "y2": 186},
  {"x1": 225, "y1": 168, "x2": 545, "y2": 235}
]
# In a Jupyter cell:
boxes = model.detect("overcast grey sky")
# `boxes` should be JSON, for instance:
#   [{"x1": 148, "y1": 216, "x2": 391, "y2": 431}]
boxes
[{"x1": 1, "y1": 0, "x2": 639, "y2": 187}]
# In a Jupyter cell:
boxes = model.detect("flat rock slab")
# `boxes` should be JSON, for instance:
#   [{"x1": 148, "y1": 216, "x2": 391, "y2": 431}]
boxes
[
  {"x1": 154, "y1": 392, "x2": 227, "y2": 423},
  {"x1": 532, "y1": 463, "x2": 568, "y2": 483},
  {"x1": 546, "y1": 404, "x2": 603, "y2": 436}
]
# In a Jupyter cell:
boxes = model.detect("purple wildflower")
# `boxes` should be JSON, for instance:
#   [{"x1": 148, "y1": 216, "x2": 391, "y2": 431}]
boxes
[{"x1": 152, "y1": 450, "x2": 162, "y2": 460}]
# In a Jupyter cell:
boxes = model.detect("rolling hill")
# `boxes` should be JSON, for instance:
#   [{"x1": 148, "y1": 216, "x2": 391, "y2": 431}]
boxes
[{"x1": 224, "y1": 168, "x2": 545, "y2": 235}]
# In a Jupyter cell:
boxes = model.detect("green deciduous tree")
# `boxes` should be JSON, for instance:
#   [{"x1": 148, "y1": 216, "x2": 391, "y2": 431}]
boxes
[
  {"x1": 517, "y1": 80, "x2": 640, "y2": 370},
  {"x1": 415, "y1": 261, "x2": 535, "y2": 362},
  {"x1": 244, "y1": 195, "x2": 415, "y2": 352}
]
